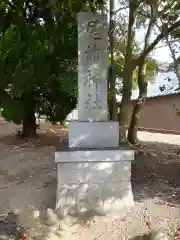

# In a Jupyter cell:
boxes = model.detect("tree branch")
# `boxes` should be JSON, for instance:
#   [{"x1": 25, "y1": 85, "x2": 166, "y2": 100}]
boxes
[
  {"x1": 134, "y1": 19, "x2": 180, "y2": 68},
  {"x1": 144, "y1": 7, "x2": 156, "y2": 50},
  {"x1": 158, "y1": 21, "x2": 180, "y2": 85},
  {"x1": 115, "y1": 6, "x2": 128, "y2": 14}
]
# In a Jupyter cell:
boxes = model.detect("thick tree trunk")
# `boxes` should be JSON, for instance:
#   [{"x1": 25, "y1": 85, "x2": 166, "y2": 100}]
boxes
[
  {"x1": 109, "y1": 0, "x2": 118, "y2": 121},
  {"x1": 108, "y1": 65, "x2": 117, "y2": 120},
  {"x1": 108, "y1": 65, "x2": 113, "y2": 120},
  {"x1": 118, "y1": 0, "x2": 137, "y2": 142},
  {"x1": 128, "y1": 11, "x2": 155, "y2": 144},
  {"x1": 119, "y1": 72, "x2": 133, "y2": 141},
  {"x1": 21, "y1": 111, "x2": 37, "y2": 137},
  {"x1": 127, "y1": 64, "x2": 147, "y2": 144}
]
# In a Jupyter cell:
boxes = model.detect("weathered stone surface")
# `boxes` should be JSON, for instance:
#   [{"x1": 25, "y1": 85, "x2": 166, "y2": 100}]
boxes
[
  {"x1": 56, "y1": 181, "x2": 134, "y2": 216},
  {"x1": 77, "y1": 12, "x2": 108, "y2": 121},
  {"x1": 68, "y1": 121, "x2": 119, "y2": 148},
  {"x1": 55, "y1": 148, "x2": 134, "y2": 163},
  {"x1": 56, "y1": 148, "x2": 134, "y2": 216},
  {"x1": 57, "y1": 161, "x2": 131, "y2": 184}
]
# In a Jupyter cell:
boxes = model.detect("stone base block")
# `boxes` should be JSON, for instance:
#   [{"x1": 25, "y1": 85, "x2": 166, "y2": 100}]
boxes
[
  {"x1": 68, "y1": 121, "x2": 119, "y2": 148},
  {"x1": 55, "y1": 148, "x2": 134, "y2": 217}
]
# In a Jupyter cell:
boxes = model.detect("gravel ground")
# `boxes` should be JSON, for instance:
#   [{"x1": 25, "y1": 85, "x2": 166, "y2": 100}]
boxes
[{"x1": 0, "y1": 121, "x2": 180, "y2": 239}]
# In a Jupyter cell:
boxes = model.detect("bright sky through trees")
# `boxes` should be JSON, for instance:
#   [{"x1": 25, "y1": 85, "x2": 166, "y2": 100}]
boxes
[{"x1": 113, "y1": 0, "x2": 179, "y2": 99}]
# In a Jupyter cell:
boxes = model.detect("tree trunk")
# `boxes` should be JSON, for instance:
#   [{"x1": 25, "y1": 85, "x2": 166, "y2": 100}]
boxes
[
  {"x1": 127, "y1": 63, "x2": 147, "y2": 144},
  {"x1": 108, "y1": 65, "x2": 112, "y2": 120},
  {"x1": 109, "y1": 0, "x2": 118, "y2": 121},
  {"x1": 21, "y1": 111, "x2": 37, "y2": 137},
  {"x1": 128, "y1": 10, "x2": 155, "y2": 144},
  {"x1": 118, "y1": 0, "x2": 137, "y2": 142},
  {"x1": 119, "y1": 71, "x2": 133, "y2": 141},
  {"x1": 108, "y1": 65, "x2": 117, "y2": 120}
]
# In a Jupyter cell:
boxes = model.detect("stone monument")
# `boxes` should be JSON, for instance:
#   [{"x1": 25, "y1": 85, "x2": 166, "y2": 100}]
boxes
[{"x1": 55, "y1": 12, "x2": 134, "y2": 218}]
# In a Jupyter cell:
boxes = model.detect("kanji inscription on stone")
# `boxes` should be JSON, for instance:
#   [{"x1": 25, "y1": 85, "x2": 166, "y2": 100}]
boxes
[{"x1": 78, "y1": 12, "x2": 108, "y2": 121}]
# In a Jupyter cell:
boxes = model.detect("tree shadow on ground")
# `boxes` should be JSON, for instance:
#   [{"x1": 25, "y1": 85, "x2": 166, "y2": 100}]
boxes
[
  {"x1": 0, "y1": 122, "x2": 68, "y2": 149},
  {"x1": 128, "y1": 233, "x2": 151, "y2": 240},
  {"x1": 132, "y1": 140, "x2": 180, "y2": 207},
  {"x1": 0, "y1": 212, "x2": 20, "y2": 240},
  {"x1": 0, "y1": 176, "x2": 65, "y2": 240}
]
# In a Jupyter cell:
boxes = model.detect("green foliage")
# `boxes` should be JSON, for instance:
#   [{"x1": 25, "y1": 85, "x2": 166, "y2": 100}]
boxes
[
  {"x1": 0, "y1": 0, "x2": 84, "y2": 125},
  {"x1": 132, "y1": 58, "x2": 157, "y2": 88},
  {"x1": 0, "y1": 0, "x2": 107, "y2": 128}
]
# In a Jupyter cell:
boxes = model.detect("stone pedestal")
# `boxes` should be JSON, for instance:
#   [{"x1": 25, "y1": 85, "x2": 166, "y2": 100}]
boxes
[
  {"x1": 55, "y1": 122, "x2": 134, "y2": 217},
  {"x1": 55, "y1": 12, "x2": 134, "y2": 219},
  {"x1": 55, "y1": 147, "x2": 134, "y2": 217}
]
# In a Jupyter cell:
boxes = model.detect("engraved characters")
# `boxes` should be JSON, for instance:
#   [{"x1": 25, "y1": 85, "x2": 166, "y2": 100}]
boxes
[{"x1": 83, "y1": 18, "x2": 103, "y2": 110}]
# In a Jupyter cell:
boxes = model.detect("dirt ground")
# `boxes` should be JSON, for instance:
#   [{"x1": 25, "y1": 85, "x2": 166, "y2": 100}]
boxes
[{"x1": 0, "y1": 119, "x2": 180, "y2": 239}]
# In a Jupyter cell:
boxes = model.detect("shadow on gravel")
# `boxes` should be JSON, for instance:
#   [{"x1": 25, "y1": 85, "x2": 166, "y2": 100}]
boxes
[
  {"x1": 129, "y1": 233, "x2": 151, "y2": 240},
  {"x1": 132, "y1": 141, "x2": 180, "y2": 207},
  {"x1": 0, "y1": 122, "x2": 67, "y2": 149},
  {"x1": 0, "y1": 212, "x2": 20, "y2": 240}
]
